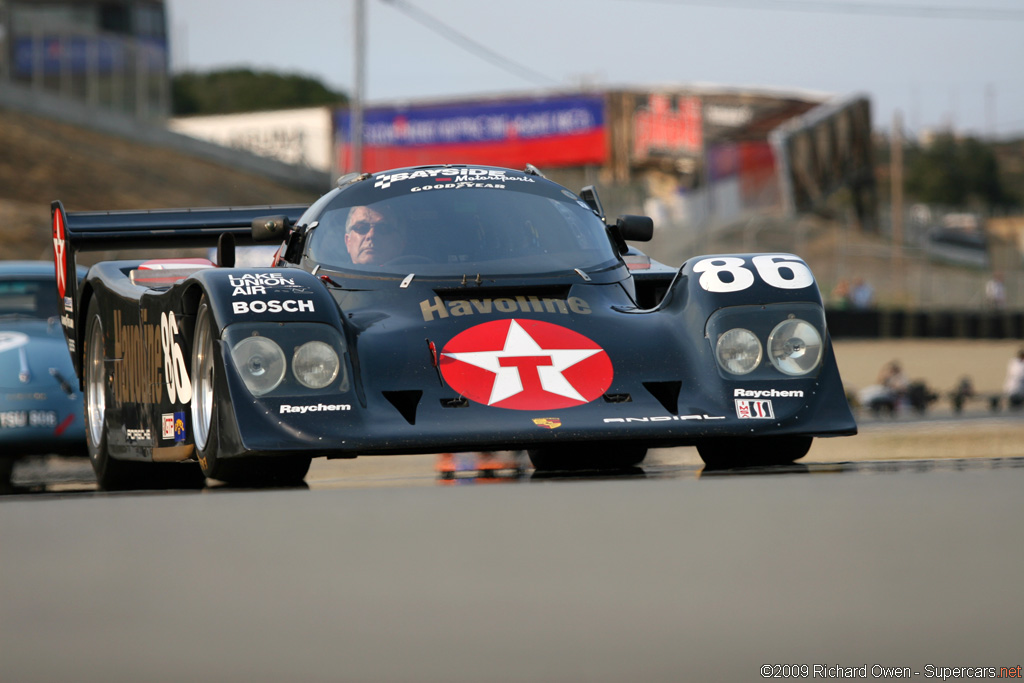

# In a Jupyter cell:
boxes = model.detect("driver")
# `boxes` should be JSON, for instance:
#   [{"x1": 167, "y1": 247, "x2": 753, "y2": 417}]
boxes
[{"x1": 344, "y1": 204, "x2": 406, "y2": 265}]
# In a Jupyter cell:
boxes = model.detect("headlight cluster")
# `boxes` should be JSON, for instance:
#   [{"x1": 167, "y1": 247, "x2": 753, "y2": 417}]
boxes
[
  {"x1": 767, "y1": 319, "x2": 822, "y2": 375},
  {"x1": 232, "y1": 336, "x2": 287, "y2": 395},
  {"x1": 292, "y1": 341, "x2": 340, "y2": 389},
  {"x1": 708, "y1": 304, "x2": 825, "y2": 378},
  {"x1": 715, "y1": 328, "x2": 762, "y2": 375},
  {"x1": 224, "y1": 323, "x2": 347, "y2": 397}
]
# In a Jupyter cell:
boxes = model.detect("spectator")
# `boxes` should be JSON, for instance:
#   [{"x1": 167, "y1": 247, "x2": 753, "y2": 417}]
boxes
[
  {"x1": 878, "y1": 360, "x2": 910, "y2": 409},
  {"x1": 830, "y1": 279, "x2": 851, "y2": 309},
  {"x1": 985, "y1": 272, "x2": 1006, "y2": 309},
  {"x1": 851, "y1": 278, "x2": 874, "y2": 309},
  {"x1": 1003, "y1": 347, "x2": 1024, "y2": 410},
  {"x1": 950, "y1": 376, "x2": 976, "y2": 414}
]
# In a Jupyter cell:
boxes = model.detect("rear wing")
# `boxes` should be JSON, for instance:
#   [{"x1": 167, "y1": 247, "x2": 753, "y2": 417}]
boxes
[{"x1": 50, "y1": 200, "x2": 308, "y2": 362}]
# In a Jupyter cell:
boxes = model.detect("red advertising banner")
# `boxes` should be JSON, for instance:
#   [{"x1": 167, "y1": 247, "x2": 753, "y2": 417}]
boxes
[
  {"x1": 632, "y1": 94, "x2": 703, "y2": 158},
  {"x1": 335, "y1": 95, "x2": 607, "y2": 172}
]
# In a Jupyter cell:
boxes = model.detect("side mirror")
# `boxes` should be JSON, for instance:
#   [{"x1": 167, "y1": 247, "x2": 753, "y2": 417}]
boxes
[
  {"x1": 607, "y1": 215, "x2": 653, "y2": 255},
  {"x1": 615, "y1": 215, "x2": 653, "y2": 242},
  {"x1": 252, "y1": 215, "x2": 291, "y2": 242}
]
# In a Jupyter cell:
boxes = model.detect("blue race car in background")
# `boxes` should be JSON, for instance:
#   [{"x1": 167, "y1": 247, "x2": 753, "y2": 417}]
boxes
[{"x1": 0, "y1": 261, "x2": 86, "y2": 490}]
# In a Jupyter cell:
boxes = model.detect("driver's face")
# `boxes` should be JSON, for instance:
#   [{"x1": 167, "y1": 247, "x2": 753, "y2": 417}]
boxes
[{"x1": 344, "y1": 206, "x2": 404, "y2": 265}]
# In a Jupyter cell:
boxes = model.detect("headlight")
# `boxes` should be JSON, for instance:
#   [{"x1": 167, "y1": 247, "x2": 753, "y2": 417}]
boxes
[
  {"x1": 292, "y1": 341, "x2": 340, "y2": 389},
  {"x1": 231, "y1": 336, "x2": 286, "y2": 396},
  {"x1": 715, "y1": 328, "x2": 762, "y2": 375},
  {"x1": 767, "y1": 318, "x2": 823, "y2": 376}
]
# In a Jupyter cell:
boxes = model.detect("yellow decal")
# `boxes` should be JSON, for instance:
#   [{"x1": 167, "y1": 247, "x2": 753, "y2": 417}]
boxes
[{"x1": 111, "y1": 309, "x2": 163, "y2": 405}]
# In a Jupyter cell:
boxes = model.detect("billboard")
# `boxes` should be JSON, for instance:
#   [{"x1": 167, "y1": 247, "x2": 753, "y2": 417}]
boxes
[
  {"x1": 334, "y1": 95, "x2": 607, "y2": 173},
  {"x1": 769, "y1": 95, "x2": 875, "y2": 223},
  {"x1": 170, "y1": 107, "x2": 333, "y2": 171},
  {"x1": 631, "y1": 93, "x2": 703, "y2": 160}
]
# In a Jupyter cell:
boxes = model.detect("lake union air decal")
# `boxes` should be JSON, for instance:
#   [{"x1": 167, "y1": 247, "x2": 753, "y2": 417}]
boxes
[{"x1": 439, "y1": 319, "x2": 612, "y2": 410}]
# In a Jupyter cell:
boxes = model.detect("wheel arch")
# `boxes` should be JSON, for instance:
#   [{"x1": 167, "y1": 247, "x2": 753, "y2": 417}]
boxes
[{"x1": 72, "y1": 280, "x2": 97, "y2": 391}]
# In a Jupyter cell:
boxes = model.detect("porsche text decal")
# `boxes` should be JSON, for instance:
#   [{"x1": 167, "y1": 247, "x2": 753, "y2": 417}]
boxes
[
  {"x1": 440, "y1": 319, "x2": 612, "y2": 411},
  {"x1": 420, "y1": 296, "x2": 590, "y2": 322},
  {"x1": 125, "y1": 427, "x2": 151, "y2": 442}
]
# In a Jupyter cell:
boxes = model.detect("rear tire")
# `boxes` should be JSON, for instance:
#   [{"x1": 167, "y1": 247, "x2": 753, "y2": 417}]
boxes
[
  {"x1": 0, "y1": 456, "x2": 15, "y2": 492},
  {"x1": 191, "y1": 297, "x2": 310, "y2": 486},
  {"x1": 528, "y1": 444, "x2": 647, "y2": 471},
  {"x1": 697, "y1": 436, "x2": 813, "y2": 470}
]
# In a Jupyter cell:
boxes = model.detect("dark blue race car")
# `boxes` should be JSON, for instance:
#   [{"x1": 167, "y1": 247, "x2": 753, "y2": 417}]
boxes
[
  {"x1": 52, "y1": 165, "x2": 856, "y2": 489},
  {"x1": 0, "y1": 261, "x2": 87, "y2": 489}
]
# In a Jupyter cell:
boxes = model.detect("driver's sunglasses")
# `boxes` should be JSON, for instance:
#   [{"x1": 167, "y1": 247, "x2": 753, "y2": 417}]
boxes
[{"x1": 347, "y1": 220, "x2": 396, "y2": 236}]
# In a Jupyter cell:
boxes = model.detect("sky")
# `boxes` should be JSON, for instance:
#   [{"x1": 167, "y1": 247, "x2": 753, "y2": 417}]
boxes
[{"x1": 165, "y1": 0, "x2": 1024, "y2": 138}]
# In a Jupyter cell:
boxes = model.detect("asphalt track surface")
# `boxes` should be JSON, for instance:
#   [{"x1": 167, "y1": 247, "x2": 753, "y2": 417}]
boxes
[{"x1": 2, "y1": 416, "x2": 1023, "y2": 683}]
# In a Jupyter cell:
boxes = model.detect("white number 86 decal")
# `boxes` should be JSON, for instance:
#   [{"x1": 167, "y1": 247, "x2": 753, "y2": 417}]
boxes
[{"x1": 693, "y1": 255, "x2": 814, "y2": 293}]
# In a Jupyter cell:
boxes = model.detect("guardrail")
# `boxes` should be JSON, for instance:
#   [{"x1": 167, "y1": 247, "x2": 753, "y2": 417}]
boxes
[{"x1": 827, "y1": 308, "x2": 1024, "y2": 339}]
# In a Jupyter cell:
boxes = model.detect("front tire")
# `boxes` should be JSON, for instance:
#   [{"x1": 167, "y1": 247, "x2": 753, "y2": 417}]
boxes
[
  {"x1": 191, "y1": 297, "x2": 310, "y2": 486},
  {"x1": 697, "y1": 436, "x2": 813, "y2": 469}
]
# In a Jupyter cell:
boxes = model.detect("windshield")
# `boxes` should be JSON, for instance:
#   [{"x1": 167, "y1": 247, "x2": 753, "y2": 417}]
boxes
[
  {"x1": 304, "y1": 168, "x2": 621, "y2": 277},
  {"x1": 0, "y1": 278, "x2": 59, "y2": 319}
]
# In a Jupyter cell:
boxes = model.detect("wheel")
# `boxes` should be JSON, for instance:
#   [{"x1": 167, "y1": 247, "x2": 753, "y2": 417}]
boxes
[
  {"x1": 84, "y1": 298, "x2": 204, "y2": 490},
  {"x1": 697, "y1": 436, "x2": 813, "y2": 469},
  {"x1": 191, "y1": 297, "x2": 310, "y2": 486},
  {"x1": 528, "y1": 443, "x2": 647, "y2": 471},
  {"x1": 0, "y1": 456, "x2": 15, "y2": 493},
  {"x1": 83, "y1": 298, "x2": 145, "y2": 490}
]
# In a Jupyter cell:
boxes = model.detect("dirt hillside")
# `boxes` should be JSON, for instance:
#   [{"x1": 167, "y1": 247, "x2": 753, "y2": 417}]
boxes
[{"x1": 0, "y1": 106, "x2": 320, "y2": 262}]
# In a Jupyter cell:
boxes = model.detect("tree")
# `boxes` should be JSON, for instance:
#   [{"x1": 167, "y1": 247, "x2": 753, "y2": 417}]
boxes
[
  {"x1": 904, "y1": 133, "x2": 1015, "y2": 209},
  {"x1": 172, "y1": 69, "x2": 348, "y2": 116}
]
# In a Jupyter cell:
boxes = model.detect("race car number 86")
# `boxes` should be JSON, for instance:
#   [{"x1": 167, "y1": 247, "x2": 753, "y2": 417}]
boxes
[
  {"x1": 693, "y1": 255, "x2": 814, "y2": 293},
  {"x1": 161, "y1": 312, "x2": 193, "y2": 405}
]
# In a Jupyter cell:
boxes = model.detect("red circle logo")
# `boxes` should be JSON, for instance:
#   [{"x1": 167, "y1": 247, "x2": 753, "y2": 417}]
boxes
[
  {"x1": 52, "y1": 209, "x2": 67, "y2": 299},
  {"x1": 440, "y1": 319, "x2": 613, "y2": 410}
]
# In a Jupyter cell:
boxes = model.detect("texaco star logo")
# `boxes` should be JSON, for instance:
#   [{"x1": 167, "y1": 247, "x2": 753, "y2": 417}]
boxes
[
  {"x1": 52, "y1": 210, "x2": 67, "y2": 298},
  {"x1": 440, "y1": 319, "x2": 613, "y2": 410}
]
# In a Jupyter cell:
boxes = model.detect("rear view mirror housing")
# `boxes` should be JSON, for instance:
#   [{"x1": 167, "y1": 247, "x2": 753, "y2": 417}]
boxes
[
  {"x1": 615, "y1": 215, "x2": 654, "y2": 242},
  {"x1": 252, "y1": 215, "x2": 291, "y2": 242},
  {"x1": 607, "y1": 214, "x2": 654, "y2": 254}
]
